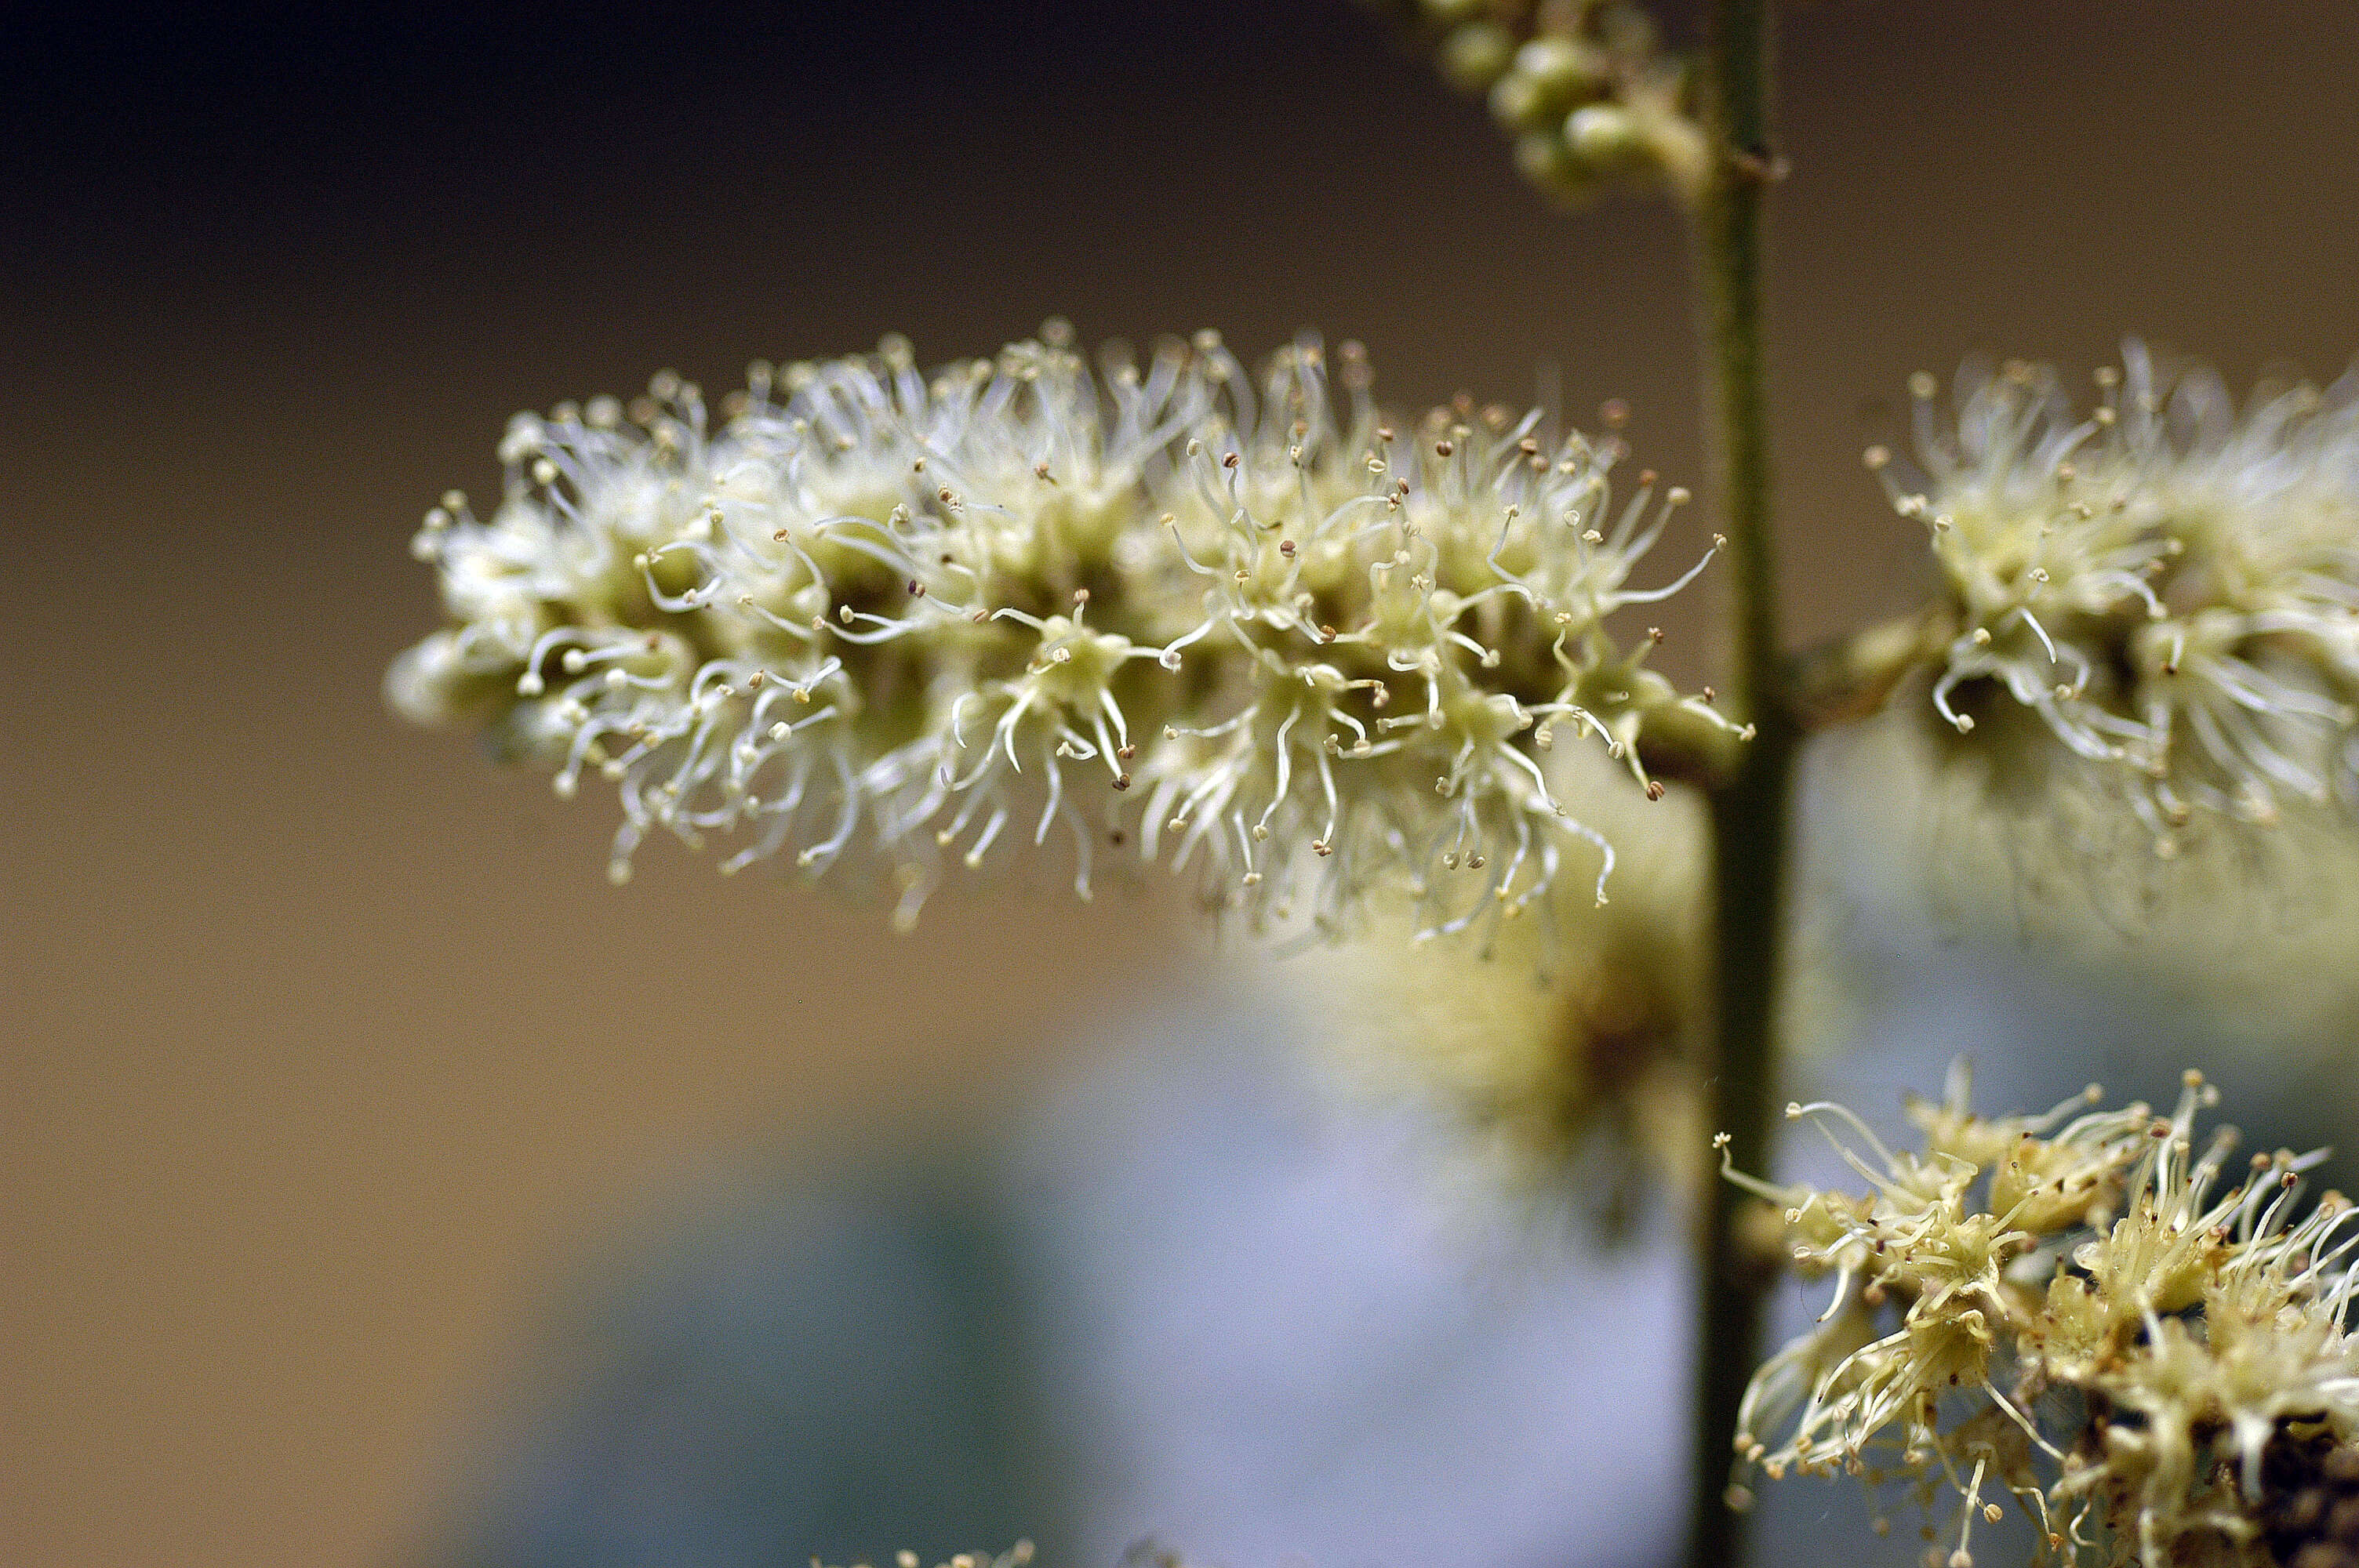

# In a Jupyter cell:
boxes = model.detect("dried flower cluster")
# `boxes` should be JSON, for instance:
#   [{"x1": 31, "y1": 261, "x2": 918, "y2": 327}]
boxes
[
  {"x1": 389, "y1": 326, "x2": 1737, "y2": 932},
  {"x1": 1876, "y1": 346, "x2": 2359, "y2": 857},
  {"x1": 1357, "y1": 0, "x2": 1707, "y2": 205},
  {"x1": 1725, "y1": 1068, "x2": 2359, "y2": 1568}
]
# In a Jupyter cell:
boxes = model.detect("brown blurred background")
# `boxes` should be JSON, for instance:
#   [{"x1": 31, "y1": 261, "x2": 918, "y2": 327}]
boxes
[{"x1": 6, "y1": 3, "x2": 2359, "y2": 1566}]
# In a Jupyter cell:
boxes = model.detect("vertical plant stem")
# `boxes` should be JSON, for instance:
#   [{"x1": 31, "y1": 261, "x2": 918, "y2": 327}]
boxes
[{"x1": 1684, "y1": 2, "x2": 1794, "y2": 1567}]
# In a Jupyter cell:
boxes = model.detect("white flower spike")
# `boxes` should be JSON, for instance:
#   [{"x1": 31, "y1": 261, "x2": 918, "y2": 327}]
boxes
[
  {"x1": 1878, "y1": 346, "x2": 2359, "y2": 855},
  {"x1": 391, "y1": 327, "x2": 1734, "y2": 934}
]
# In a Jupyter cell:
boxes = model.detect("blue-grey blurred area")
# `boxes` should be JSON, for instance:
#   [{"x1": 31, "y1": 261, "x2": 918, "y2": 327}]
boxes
[
  {"x1": 432, "y1": 1006, "x2": 1690, "y2": 1568},
  {"x1": 442, "y1": 1167, "x2": 1048, "y2": 1568}
]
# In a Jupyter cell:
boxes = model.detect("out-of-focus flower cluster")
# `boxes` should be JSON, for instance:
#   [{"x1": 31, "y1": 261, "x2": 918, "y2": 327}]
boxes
[
  {"x1": 1726, "y1": 1068, "x2": 2359, "y2": 1568},
  {"x1": 826, "y1": 1547, "x2": 1035, "y2": 1568},
  {"x1": 1819, "y1": 712, "x2": 2359, "y2": 1076},
  {"x1": 390, "y1": 326, "x2": 1738, "y2": 933},
  {"x1": 1295, "y1": 745, "x2": 1706, "y2": 1232},
  {"x1": 1875, "y1": 345, "x2": 2359, "y2": 858},
  {"x1": 1354, "y1": 0, "x2": 1707, "y2": 205}
]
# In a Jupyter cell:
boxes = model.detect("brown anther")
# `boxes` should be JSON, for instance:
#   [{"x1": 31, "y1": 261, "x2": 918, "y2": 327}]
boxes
[
  {"x1": 1701, "y1": 686, "x2": 1717, "y2": 703},
  {"x1": 1645, "y1": 780, "x2": 1666, "y2": 800},
  {"x1": 1278, "y1": 539, "x2": 1296, "y2": 557},
  {"x1": 1117, "y1": 745, "x2": 1136, "y2": 760},
  {"x1": 1111, "y1": 774, "x2": 1132, "y2": 791},
  {"x1": 907, "y1": 579, "x2": 926, "y2": 596},
  {"x1": 1222, "y1": 451, "x2": 1240, "y2": 469},
  {"x1": 1435, "y1": 439, "x2": 1454, "y2": 457}
]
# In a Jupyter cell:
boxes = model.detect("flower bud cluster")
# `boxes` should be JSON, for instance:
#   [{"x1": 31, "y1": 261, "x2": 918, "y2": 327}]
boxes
[
  {"x1": 1876, "y1": 346, "x2": 2359, "y2": 856},
  {"x1": 389, "y1": 327, "x2": 1736, "y2": 931},
  {"x1": 1725, "y1": 1067, "x2": 2359, "y2": 1568},
  {"x1": 1356, "y1": 0, "x2": 1707, "y2": 205}
]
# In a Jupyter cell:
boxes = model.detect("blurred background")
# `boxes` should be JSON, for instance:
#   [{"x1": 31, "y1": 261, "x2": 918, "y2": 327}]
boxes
[{"x1": 8, "y1": 3, "x2": 2359, "y2": 1566}]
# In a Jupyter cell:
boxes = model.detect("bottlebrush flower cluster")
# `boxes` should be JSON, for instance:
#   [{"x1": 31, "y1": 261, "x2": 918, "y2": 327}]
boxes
[
  {"x1": 388, "y1": 326, "x2": 1738, "y2": 933},
  {"x1": 1874, "y1": 346, "x2": 2359, "y2": 855},
  {"x1": 1725, "y1": 1069, "x2": 2359, "y2": 1568}
]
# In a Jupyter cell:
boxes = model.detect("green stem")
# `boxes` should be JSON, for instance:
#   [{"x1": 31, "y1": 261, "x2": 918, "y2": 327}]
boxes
[{"x1": 1683, "y1": 2, "x2": 1795, "y2": 1567}]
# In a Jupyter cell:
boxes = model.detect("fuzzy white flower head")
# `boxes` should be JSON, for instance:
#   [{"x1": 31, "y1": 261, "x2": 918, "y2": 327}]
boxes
[
  {"x1": 1725, "y1": 1065, "x2": 2359, "y2": 1568},
  {"x1": 390, "y1": 326, "x2": 1736, "y2": 932},
  {"x1": 1874, "y1": 345, "x2": 2359, "y2": 854}
]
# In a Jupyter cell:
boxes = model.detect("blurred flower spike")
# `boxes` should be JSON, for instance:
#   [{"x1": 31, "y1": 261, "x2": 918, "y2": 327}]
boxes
[
  {"x1": 389, "y1": 325, "x2": 1739, "y2": 934},
  {"x1": 1877, "y1": 344, "x2": 2359, "y2": 855},
  {"x1": 833, "y1": 1545, "x2": 1036, "y2": 1568},
  {"x1": 1725, "y1": 1066, "x2": 2359, "y2": 1568}
]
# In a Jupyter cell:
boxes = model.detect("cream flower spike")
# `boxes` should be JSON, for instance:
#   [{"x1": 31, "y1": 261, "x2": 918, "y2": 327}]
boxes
[
  {"x1": 1873, "y1": 345, "x2": 2359, "y2": 855},
  {"x1": 389, "y1": 326, "x2": 1735, "y2": 933},
  {"x1": 1725, "y1": 1067, "x2": 2359, "y2": 1568}
]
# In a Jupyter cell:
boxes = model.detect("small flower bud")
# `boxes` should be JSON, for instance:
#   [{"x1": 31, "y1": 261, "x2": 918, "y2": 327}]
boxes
[
  {"x1": 1511, "y1": 36, "x2": 1609, "y2": 107},
  {"x1": 1437, "y1": 21, "x2": 1515, "y2": 94},
  {"x1": 1565, "y1": 103, "x2": 1648, "y2": 171}
]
